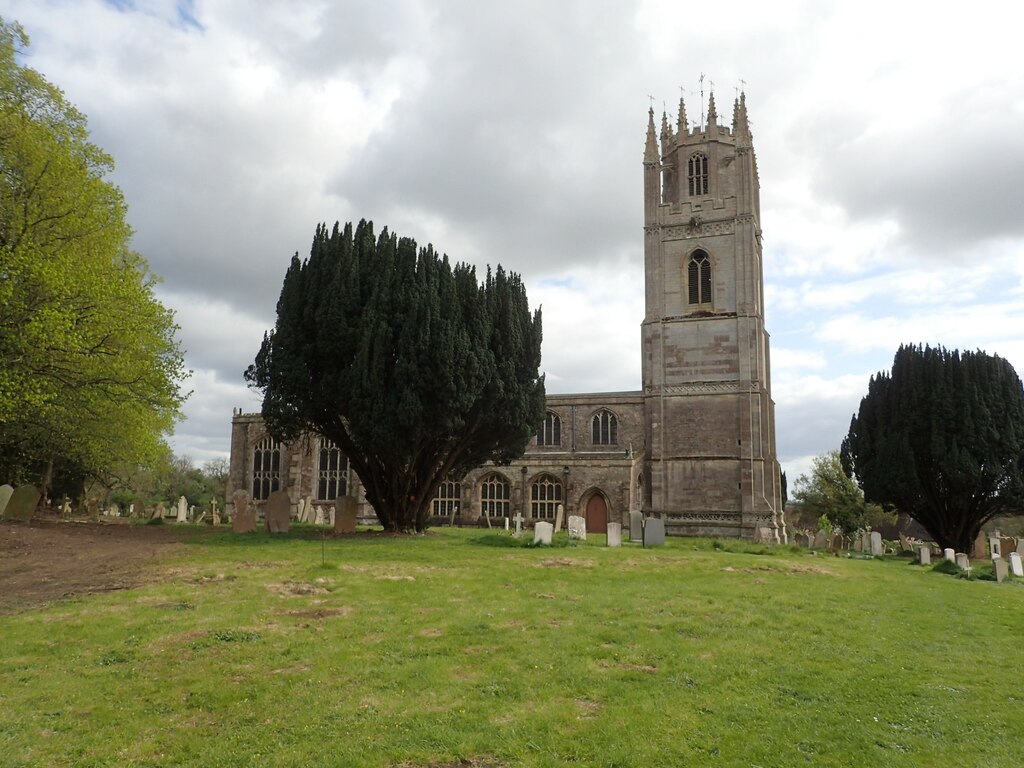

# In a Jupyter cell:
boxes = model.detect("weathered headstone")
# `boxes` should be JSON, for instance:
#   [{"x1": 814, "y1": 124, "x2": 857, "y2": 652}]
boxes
[
  {"x1": 553, "y1": 504, "x2": 565, "y2": 533},
  {"x1": 869, "y1": 531, "x2": 883, "y2": 556},
  {"x1": 313, "y1": 506, "x2": 325, "y2": 526},
  {"x1": 295, "y1": 497, "x2": 307, "y2": 523},
  {"x1": 0, "y1": 484, "x2": 14, "y2": 518},
  {"x1": 195, "y1": 511, "x2": 206, "y2": 525},
  {"x1": 60, "y1": 497, "x2": 72, "y2": 518},
  {"x1": 628, "y1": 510, "x2": 643, "y2": 542},
  {"x1": 955, "y1": 552, "x2": 971, "y2": 570},
  {"x1": 643, "y1": 517, "x2": 665, "y2": 548},
  {"x1": 568, "y1": 515, "x2": 586, "y2": 541},
  {"x1": 993, "y1": 557, "x2": 1008, "y2": 583},
  {"x1": 1017, "y1": 540, "x2": 1024, "y2": 556},
  {"x1": 899, "y1": 534, "x2": 913, "y2": 552},
  {"x1": 861, "y1": 532, "x2": 872, "y2": 552},
  {"x1": 943, "y1": 547, "x2": 955, "y2": 563},
  {"x1": 812, "y1": 531, "x2": 827, "y2": 549},
  {"x1": 988, "y1": 536, "x2": 1001, "y2": 558},
  {"x1": 606, "y1": 522, "x2": 622, "y2": 547},
  {"x1": 533, "y1": 521, "x2": 553, "y2": 545},
  {"x1": 265, "y1": 489, "x2": 291, "y2": 533},
  {"x1": 512, "y1": 512, "x2": 524, "y2": 537},
  {"x1": 232, "y1": 490, "x2": 257, "y2": 533},
  {"x1": 973, "y1": 531, "x2": 987, "y2": 559},
  {"x1": 1009, "y1": 552, "x2": 1024, "y2": 577},
  {"x1": 110, "y1": 503, "x2": 120, "y2": 517},
  {"x1": 853, "y1": 536, "x2": 863, "y2": 552},
  {"x1": 334, "y1": 496, "x2": 358, "y2": 534},
  {"x1": 175, "y1": 495, "x2": 188, "y2": 523},
  {"x1": 504, "y1": 517, "x2": 509, "y2": 531},
  {"x1": 1000, "y1": 538, "x2": 1016, "y2": 560},
  {"x1": 210, "y1": 498, "x2": 219, "y2": 518},
  {"x1": 3, "y1": 485, "x2": 40, "y2": 521},
  {"x1": 155, "y1": 501, "x2": 167, "y2": 518},
  {"x1": 918, "y1": 545, "x2": 931, "y2": 565}
]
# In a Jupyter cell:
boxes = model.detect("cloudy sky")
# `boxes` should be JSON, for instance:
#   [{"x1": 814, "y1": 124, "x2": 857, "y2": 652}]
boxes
[{"x1": 11, "y1": 0, "x2": 1024, "y2": 480}]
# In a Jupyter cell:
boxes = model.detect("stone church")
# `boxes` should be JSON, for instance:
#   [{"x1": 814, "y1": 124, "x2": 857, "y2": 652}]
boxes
[{"x1": 227, "y1": 90, "x2": 784, "y2": 540}]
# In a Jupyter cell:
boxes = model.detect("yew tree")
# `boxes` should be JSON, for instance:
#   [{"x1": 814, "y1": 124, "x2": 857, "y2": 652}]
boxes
[
  {"x1": 841, "y1": 344, "x2": 1024, "y2": 552},
  {"x1": 245, "y1": 220, "x2": 545, "y2": 532}
]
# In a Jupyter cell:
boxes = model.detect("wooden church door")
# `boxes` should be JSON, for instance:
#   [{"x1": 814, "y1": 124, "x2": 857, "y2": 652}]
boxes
[{"x1": 585, "y1": 494, "x2": 608, "y2": 535}]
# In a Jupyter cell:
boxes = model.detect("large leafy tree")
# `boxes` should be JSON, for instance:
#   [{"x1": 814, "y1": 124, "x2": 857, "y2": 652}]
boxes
[
  {"x1": 841, "y1": 344, "x2": 1024, "y2": 552},
  {"x1": 246, "y1": 220, "x2": 546, "y2": 533},
  {"x1": 0, "y1": 19, "x2": 187, "y2": 489},
  {"x1": 792, "y1": 450, "x2": 884, "y2": 534}
]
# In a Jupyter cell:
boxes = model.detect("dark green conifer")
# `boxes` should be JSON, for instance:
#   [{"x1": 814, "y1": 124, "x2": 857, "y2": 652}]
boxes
[{"x1": 245, "y1": 220, "x2": 546, "y2": 532}]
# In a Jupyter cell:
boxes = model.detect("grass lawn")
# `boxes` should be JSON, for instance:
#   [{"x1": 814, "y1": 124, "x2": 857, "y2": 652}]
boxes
[{"x1": 1, "y1": 525, "x2": 1022, "y2": 767}]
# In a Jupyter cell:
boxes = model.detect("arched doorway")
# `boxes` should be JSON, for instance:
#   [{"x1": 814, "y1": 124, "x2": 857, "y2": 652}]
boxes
[{"x1": 585, "y1": 493, "x2": 608, "y2": 535}]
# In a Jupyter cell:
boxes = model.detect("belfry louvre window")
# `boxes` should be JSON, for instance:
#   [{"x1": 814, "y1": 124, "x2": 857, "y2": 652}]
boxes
[
  {"x1": 317, "y1": 439, "x2": 348, "y2": 501},
  {"x1": 530, "y1": 474, "x2": 563, "y2": 520},
  {"x1": 537, "y1": 411, "x2": 561, "y2": 446},
  {"x1": 252, "y1": 436, "x2": 281, "y2": 501},
  {"x1": 688, "y1": 250, "x2": 712, "y2": 305},
  {"x1": 592, "y1": 409, "x2": 618, "y2": 445},
  {"x1": 480, "y1": 474, "x2": 510, "y2": 519},
  {"x1": 433, "y1": 480, "x2": 461, "y2": 517},
  {"x1": 688, "y1": 153, "x2": 708, "y2": 196}
]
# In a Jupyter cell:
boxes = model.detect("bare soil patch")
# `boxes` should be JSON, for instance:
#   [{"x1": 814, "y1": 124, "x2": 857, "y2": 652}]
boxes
[{"x1": 0, "y1": 518, "x2": 210, "y2": 614}]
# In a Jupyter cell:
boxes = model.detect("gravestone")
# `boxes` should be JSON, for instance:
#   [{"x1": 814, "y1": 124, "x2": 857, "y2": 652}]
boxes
[
  {"x1": 628, "y1": 511, "x2": 643, "y2": 542},
  {"x1": 3, "y1": 485, "x2": 40, "y2": 521},
  {"x1": 943, "y1": 548, "x2": 955, "y2": 563},
  {"x1": 955, "y1": 552, "x2": 971, "y2": 570},
  {"x1": 1009, "y1": 552, "x2": 1024, "y2": 577},
  {"x1": 504, "y1": 517, "x2": 509, "y2": 531},
  {"x1": 512, "y1": 513, "x2": 524, "y2": 537},
  {"x1": 210, "y1": 498, "x2": 219, "y2": 518},
  {"x1": 448, "y1": 505, "x2": 457, "y2": 527},
  {"x1": 606, "y1": 522, "x2": 622, "y2": 547},
  {"x1": 869, "y1": 531, "x2": 883, "y2": 556},
  {"x1": 554, "y1": 504, "x2": 565, "y2": 532},
  {"x1": 60, "y1": 497, "x2": 72, "y2": 518},
  {"x1": 176, "y1": 496, "x2": 188, "y2": 523},
  {"x1": 0, "y1": 484, "x2": 14, "y2": 518},
  {"x1": 328, "y1": 505, "x2": 335, "y2": 527},
  {"x1": 313, "y1": 506, "x2": 325, "y2": 526},
  {"x1": 1000, "y1": 538, "x2": 1016, "y2": 560},
  {"x1": 212, "y1": 511, "x2": 221, "y2": 526},
  {"x1": 899, "y1": 534, "x2": 913, "y2": 552},
  {"x1": 643, "y1": 517, "x2": 665, "y2": 548},
  {"x1": 988, "y1": 536, "x2": 1001, "y2": 558},
  {"x1": 568, "y1": 515, "x2": 586, "y2": 541},
  {"x1": 534, "y1": 521, "x2": 553, "y2": 545},
  {"x1": 110, "y1": 503, "x2": 120, "y2": 517},
  {"x1": 861, "y1": 532, "x2": 872, "y2": 552},
  {"x1": 334, "y1": 496, "x2": 358, "y2": 534},
  {"x1": 918, "y1": 545, "x2": 931, "y2": 565},
  {"x1": 301, "y1": 495, "x2": 312, "y2": 523},
  {"x1": 232, "y1": 490, "x2": 257, "y2": 533},
  {"x1": 812, "y1": 531, "x2": 828, "y2": 549},
  {"x1": 265, "y1": 490, "x2": 291, "y2": 533},
  {"x1": 853, "y1": 536, "x2": 863, "y2": 552},
  {"x1": 973, "y1": 532, "x2": 987, "y2": 559},
  {"x1": 1017, "y1": 540, "x2": 1024, "y2": 556},
  {"x1": 295, "y1": 497, "x2": 307, "y2": 523},
  {"x1": 195, "y1": 511, "x2": 206, "y2": 525},
  {"x1": 993, "y1": 557, "x2": 1008, "y2": 583},
  {"x1": 156, "y1": 501, "x2": 167, "y2": 518}
]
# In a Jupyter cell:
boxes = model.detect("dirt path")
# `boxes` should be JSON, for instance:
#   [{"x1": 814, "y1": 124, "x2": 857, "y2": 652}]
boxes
[{"x1": 0, "y1": 518, "x2": 208, "y2": 614}]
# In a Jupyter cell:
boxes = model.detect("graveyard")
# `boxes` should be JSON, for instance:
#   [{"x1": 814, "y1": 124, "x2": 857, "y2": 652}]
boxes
[{"x1": 2, "y1": 519, "x2": 1023, "y2": 767}]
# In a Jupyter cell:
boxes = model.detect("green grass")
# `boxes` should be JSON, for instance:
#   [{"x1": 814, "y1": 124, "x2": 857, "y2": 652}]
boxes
[{"x1": 2, "y1": 527, "x2": 1023, "y2": 767}]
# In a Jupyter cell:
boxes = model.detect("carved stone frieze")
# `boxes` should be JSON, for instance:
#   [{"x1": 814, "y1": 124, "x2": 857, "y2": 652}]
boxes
[{"x1": 662, "y1": 219, "x2": 735, "y2": 240}]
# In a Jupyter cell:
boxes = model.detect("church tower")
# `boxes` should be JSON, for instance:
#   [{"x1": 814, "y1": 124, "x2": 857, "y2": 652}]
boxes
[{"x1": 641, "y1": 90, "x2": 783, "y2": 540}]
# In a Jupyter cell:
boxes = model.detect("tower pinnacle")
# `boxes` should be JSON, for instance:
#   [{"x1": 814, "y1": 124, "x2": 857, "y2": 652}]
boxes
[{"x1": 644, "y1": 107, "x2": 658, "y2": 163}]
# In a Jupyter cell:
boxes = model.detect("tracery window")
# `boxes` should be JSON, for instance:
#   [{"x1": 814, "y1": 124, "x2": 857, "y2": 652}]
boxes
[
  {"x1": 688, "y1": 152, "x2": 708, "y2": 196},
  {"x1": 433, "y1": 480, "x2": 461, "y2": 517},
  {"x1": 530, "y1": 474, "x2": 563, "y2": 520},
  {"x1": 687, "y1": 250, "x2": 712, "y2": 305},
  {"x1": 537, "y1": 411, "x2": 562, "y2": 446},
  {"x1": 252, "y1": 436, "x2": 281, "y2": 501},
  {"x1": 591, "y1": 409, "x2": 618, "y2": 445},
  {"x1": 480, "y1": 474, "x2": 510, "y2": 519},
  {"x1": 317, "y1": 439, "x2": 348, "y2": 501}
]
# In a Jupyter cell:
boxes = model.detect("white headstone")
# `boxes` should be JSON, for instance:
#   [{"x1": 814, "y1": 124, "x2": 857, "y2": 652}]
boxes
[
  {"x1": 955, "y1": 552, "x2": 971, "y2": 570},
  {"x1": 512, "y1": 513, "x2": 524, "y2": 537},
  {"x1": 989, "y1": 536, "x2": 1002, "y2": 558},
  {"x1": 869, "y1": 531, "x2": 883, "y2": 556},
  {"x1": 553, "y1": 504, "x2": 565, "y2": 532},
  {"x1": 628, "y1": 510, "x2": 643, "y2": 542},
  {"x1": 176, "y1": 495, "x2": 188, "y2": 523},
  {"x1": 606, "y1": 522, "x2": 622, "y2": 547},
  {"x1": 918, "y1": 545, "x2": 931, "y2": 565},
  {"x1": 1009, "y1": 552, "x2": 1023, "y2": 577},
  {"x1": 504, "y1": 517, "x2": 509, "y2": 531},
  {"x1": 533, "y1": 521, "x2": 553, "y2": 545},
  {"x1": 567, "y1": 515, "x2": 587, "y2": 541},
  {"x1": 943, "y1": 548, "x2": 955, "y2": 562},
  {"x1": 314, "y1": 506, "x2": 325, "y2": 526}
]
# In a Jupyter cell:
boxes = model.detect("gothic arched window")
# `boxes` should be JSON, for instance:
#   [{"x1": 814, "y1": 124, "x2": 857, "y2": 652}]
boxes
[
  {"x1": 530, "y1": 474, "x2": 563, "y2": 520},
  {"x1": 252, "y1": 436, "x2": 281, "y2": 501},
  {"x1": 480, "y1": 473, "x2": 510, "y2": 519},
  {"x1": 537, "y1": 411, "x2": 561, "y2": 446},
  {"x1": 688, "y1": 250, "x2": 712, "y2": 305},
  {"x1": 433, "y1": 480, "x2": 461, "y2": 517},
  {"x1": 688, "y1": 152, "x2": 708, "y2": 196},
  {"x1": 591, "y1": 409, "x2": 618, "y2": 445},
  {"x1": 317, "y1": 438, "x2": 348, "y2": 501}
]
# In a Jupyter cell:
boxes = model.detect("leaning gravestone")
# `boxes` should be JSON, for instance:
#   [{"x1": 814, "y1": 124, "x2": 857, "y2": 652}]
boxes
[
  {"x1": 335, "y1": 496, "x2": 358, "y2": 534},
  {"x1": 232, "y1": 490, "x2": 257, "y2": 533},
  {"x1": 643, "y1": 517, "x2": 665, "y2": 548},
  {"x1": 3, "y1": 485, "x2": 40, "y2": 521},
  {"x1": 567, "y1": 515, "x2": 586, "y2": 541},
  {"x1": 918, "y1": 545, "x2": 931, "y2": 565},
  {"x1": 628, "y1": 510, "x2": 643, "y2": 542},
  {"x1": 553, "y1": 504, "x2": 565, "y2": 533},
  {"x1": 1009, "y1": 552, "x2": 1024, "y2": 577},
  {"x1": 869, "y1": 531, "x2": 883, "y2": 556},
  {"x1": 534, "y1": 521, "x2": 553, "y2": 545},
  {"x1": 606, "y1": 522, "x2": 622, "y2": 547},
  {"x1": 993, "y1": 557, "x2": 1008, "y2": 584},
  {"x1": 0, "y1": 484, "x2": 13, "y2": 519},
  {"x1": 265, "y1": 489, "x2": 291, "y2": 534}
]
